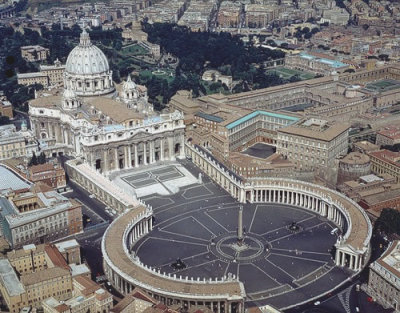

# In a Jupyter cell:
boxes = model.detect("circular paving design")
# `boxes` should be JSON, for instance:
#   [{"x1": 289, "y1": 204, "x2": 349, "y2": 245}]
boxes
[
  {"x1": 133, "y1": 184, "x2": 353, "y2": 309},
  {"x1": 210, "y1": 233, "x2": 271, "y2": 263}
]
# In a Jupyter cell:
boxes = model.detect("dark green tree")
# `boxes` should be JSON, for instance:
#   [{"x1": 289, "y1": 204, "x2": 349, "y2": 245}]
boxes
[
  {"x1": 28, "y1": 152, "x2": 38, "y2": 166},
  {"x1": 38, "y1": 152, "x2": 46, "y2": 164}
]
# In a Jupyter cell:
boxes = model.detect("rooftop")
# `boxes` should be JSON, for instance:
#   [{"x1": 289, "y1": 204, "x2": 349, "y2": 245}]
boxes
[
  {"x1": 226, "y1": 110, "x2": 299, "y2": 130},
  {"x1": 298, "y1": 52, "x2": 348, "y2": 68},
  {"x1": 279, "y1": 119, "x2": 350, "y2": 142},
  {"x1": 55, "y1": 239, "x2": 80, "y2": 253},
  {"x1": 21, "y1": 266, "x2": 70, "y2": 286},
  {"x1": 195, "y1": 112, "x2": 224, "y2": 123},
  {"x1": 0, "y1": 165, "x2": 31, "y2": 191},
  {"x1": 0, "y1": 258, "x2": 25, "y2": 296},
  {"x1": 376, "y1": 240, "x2": 400, "y2": 279}
]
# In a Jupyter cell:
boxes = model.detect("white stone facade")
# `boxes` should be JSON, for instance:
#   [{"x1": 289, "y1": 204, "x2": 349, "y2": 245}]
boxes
[{"x1": 29, "y1": 29, "x2": 185, "y2": 173}]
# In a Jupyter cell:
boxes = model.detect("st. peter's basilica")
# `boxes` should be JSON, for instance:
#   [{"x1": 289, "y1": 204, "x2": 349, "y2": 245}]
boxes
[{"x1": 29, "y1": 29, "x2": 185, "y2": 174}]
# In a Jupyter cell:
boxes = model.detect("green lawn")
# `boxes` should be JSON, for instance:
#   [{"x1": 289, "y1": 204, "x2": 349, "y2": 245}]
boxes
[
  {"x1": 139, "y1": 69, "x2": 175, "y2": 83},
  {"x1": 121, "y1": 44, "x2": 149, "y2": 56},
  {"x1": 267, "y1": 67, "x2": 315, "y2": 80}
]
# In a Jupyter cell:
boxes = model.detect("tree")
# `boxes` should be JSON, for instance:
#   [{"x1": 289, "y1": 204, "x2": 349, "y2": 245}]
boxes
[
  {"x1": 38, "y1": 152, "x2": 46, "y2": 164},
  {"x1": 375, "y1": 208, "x2": 400, "y2": 236},
  {"x1": 29, "y1": 152, "x2": 38, "y2": 166},
  {"x1": 0, "y1": 116, "x2": 10, "y2": 126}
]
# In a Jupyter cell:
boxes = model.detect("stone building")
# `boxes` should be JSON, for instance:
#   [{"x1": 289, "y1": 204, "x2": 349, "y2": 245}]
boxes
[
  {"x1": 39, "y1": 59, "x2": 66, "y2": 86},
  {"x1": 17, "y1": 72, "x2": 49, "y2": 87},
  {"x1": 276, "y1": 118, "x2": 349, "y2": 171},
  {"x1": 29, "y1": 29, "x2": 185, "y2": 174},
  {"x1": 376, "y1": 125, "x2": 400, "y2": 147},
  {"x1": 0, "y1": 125, "x2": 38, "y2": 161},
  {"x1": 17, "y1": 59, "x2": 66, "y2": 87},
  {"x1": 0, "y1": 244, "x2": 73, "y2": 313},
  {"x1": 28, "y1": 162, "x2": 67, "y2": 191},
  {"x1": 110, "y1": 289, "x2": 157, "y2": 313},
  {"x1": 369, "y1": 149, "x2": 400, "y2": 183},
  {"x1": 337, "y1": 152, "x2": 371, "y2": 185},
  {"x1": 366, "y1": 240, "x2": 400, "y2": 312},
  {"x1": 20, "y1": 45, "x2": 49, "y2": 62},
  {"x1": 0, "y1": 95, "x2": 13, "y2": 119},
  {"x1": 43, "y1": 275, "x2": 113, "y2": 313},
  {"x1": 285, "y1": 52, "x2": 349, "y2": 75},
  {"x1": 0, "y1": 181, "x2": 83, "y2": 249}
]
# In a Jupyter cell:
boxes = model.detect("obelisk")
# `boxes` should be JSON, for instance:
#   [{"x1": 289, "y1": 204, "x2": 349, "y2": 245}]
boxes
[{"x1": 238, "y1": 205, "x2": 244, "y2": 245}]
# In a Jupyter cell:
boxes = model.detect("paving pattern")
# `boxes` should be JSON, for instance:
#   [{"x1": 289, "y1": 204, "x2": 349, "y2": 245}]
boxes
[
  {"x1": 135, "y1": 177, "x2": 352, "y2": 309},
  {"x1": 122, "y1": 166, "x2": 185, "y2": 188}
]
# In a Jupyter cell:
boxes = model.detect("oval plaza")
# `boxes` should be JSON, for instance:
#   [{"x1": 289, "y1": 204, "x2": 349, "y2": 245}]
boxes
[{"x1": 101, "y1": 147, "x2": 372, "y2": 311}]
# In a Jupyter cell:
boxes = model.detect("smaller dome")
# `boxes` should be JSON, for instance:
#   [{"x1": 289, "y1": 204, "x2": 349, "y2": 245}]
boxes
[{"x1": 123, "y1": 75, "x2": 136, "y2": 91}]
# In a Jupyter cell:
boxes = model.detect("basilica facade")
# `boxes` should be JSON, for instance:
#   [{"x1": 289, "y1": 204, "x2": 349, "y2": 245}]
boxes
[{"x1": 29, "y1": 29, "x2": 185, "y2": 174}]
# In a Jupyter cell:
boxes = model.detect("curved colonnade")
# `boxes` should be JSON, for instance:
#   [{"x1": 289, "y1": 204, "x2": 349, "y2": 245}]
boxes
[
  {"x1": 102, "y1": 205, "x2": 246, "y2": 313},
  {"x1": 101, "y1": 144, "x2": 373, "y2": 312}
]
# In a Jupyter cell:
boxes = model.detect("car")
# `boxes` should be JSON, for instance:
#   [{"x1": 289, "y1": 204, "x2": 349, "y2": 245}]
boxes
[
  {"x1": 89, "y1": 194, "x2": 95, "y2": 198},
  {"x1": 314, "y1": 301, "x2": 321, "y2": 306},
  {"x1": 355, "y1": 307, "x2": 359, "y2": 312}
]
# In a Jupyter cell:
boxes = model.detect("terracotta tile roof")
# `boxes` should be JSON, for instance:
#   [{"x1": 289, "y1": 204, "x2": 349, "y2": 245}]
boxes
[
  {"x1": 29, "y1": 163, "x2": 54, "y2": 174},
  {"x1": 45, "y1": 244, "x2": 69, "y2": 270}
]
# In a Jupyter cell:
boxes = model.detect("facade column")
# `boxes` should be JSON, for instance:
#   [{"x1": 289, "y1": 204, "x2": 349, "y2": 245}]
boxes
[
  {"x1": 114, "y1": 148, "x2": 119, "y2": 170},
  {"x1": 143, "y1": 142, "x2": 147, "y2": 165},
  {"x1": 180, "y1": 135, "x2": 185, "y2": 157},
  {"x1": 128, "y1": 145, "x2": 132, "y2": 168},
  {"x1": 160, "y1": 139, "x2": 164, "y2": 161},
  {"x1": 103, "y1": 149, "x2": 109, "y2": 173},
  {"x1": 124, "y1": 146, "x2": 129, "y2": 169},
  {"x1": 151, "y1": 141, "x2": 155, "y2": 164},
  {"x1": 168, "y1": 137, "x2": 174, "y2": 160},
  {"x1": 134, "y1": 144, "x2": 138, "y2": 167}
]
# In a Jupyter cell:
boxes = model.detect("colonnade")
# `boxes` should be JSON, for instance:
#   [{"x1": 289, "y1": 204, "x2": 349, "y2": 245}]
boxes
[
  {"x1": 335, "y1": 250, "x2": 363, "y2": 271},
  {"x1": 248, "y1": 188, "x2": 346, "y2": 229},
  {"x1": 102, "y1": 206, "x2": 244, "y2": 313},
  {"x1": 185, "y1": 143, "x2": 371, "y2": 273},
  {"x1": 126, "y1": 216, "x2": 153, "y2": 248}
]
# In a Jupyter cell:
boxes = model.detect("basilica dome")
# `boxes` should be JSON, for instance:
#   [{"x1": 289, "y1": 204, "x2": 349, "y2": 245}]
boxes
[
  {"x1": 63, "y1": 29, "x2": 115, "y2": 97},
  {"x1": 66, "y1": 30, "x2": 109, "y2": 75}
]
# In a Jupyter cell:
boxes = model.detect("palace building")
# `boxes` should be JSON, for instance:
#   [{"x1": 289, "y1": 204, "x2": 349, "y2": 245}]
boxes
[{"x1": 29, "y1": 29, "x2": 185, "y2": 174}]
